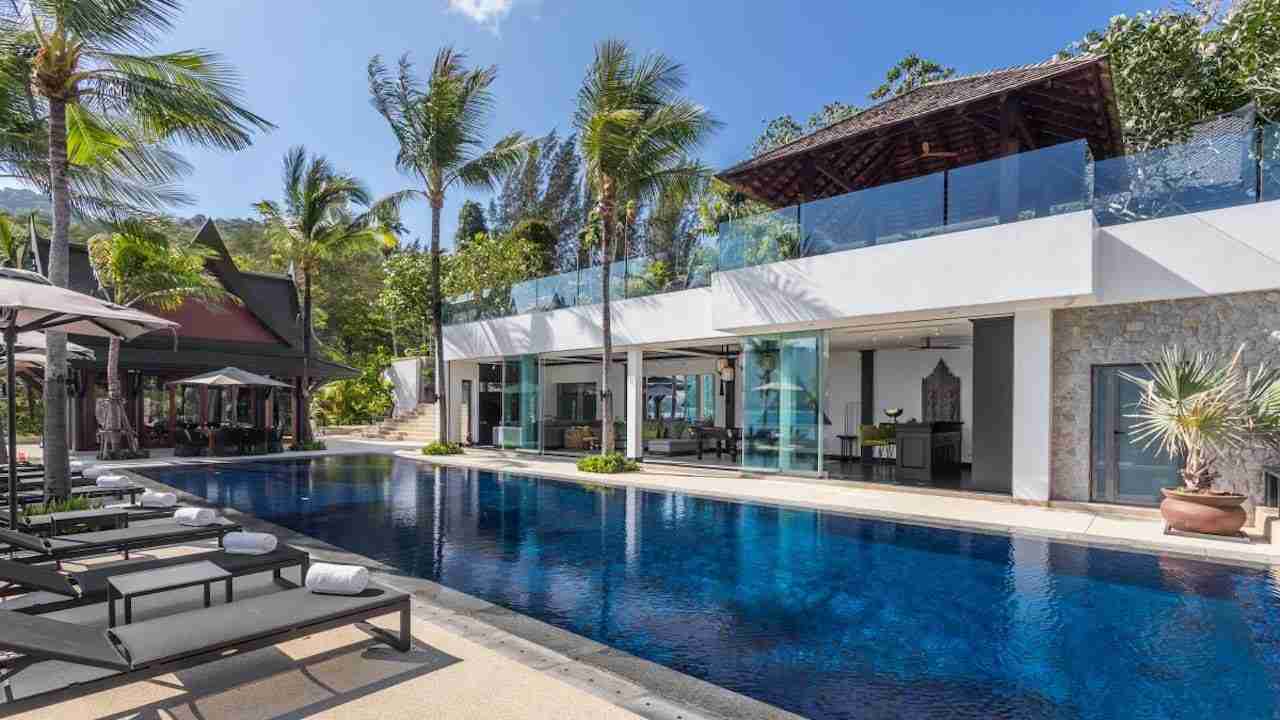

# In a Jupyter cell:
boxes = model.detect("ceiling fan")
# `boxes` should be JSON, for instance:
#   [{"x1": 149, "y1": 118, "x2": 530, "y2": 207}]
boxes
[
  {"x1": 908, "y1": 336, "x2": 965, "y2": 351},
  {"x1": 918, "y1": 141, "x2": 959, "y2": 161}
]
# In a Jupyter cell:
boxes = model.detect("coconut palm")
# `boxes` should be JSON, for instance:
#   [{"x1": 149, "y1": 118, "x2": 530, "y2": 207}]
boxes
[
  {"x1": 367, "y1": 48, "x2": 533, "y2": 444},
  {"x1": 255, "y1": 146, "x2": 402, "y2": 446},
  {"x1": 10, "y1": 0, "x2": 271, "y2": 496},
  {"x1": 572, "y1": 39, "x2": 719, "y2": 454},
  {"x1": 0, "y1": 212, "x2": 29, "y2": 268},
  {"x1": 86, "y1": 218, "x2": 227, "y2": 456}
]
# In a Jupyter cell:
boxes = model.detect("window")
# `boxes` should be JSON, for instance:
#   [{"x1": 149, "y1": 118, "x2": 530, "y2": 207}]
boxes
[
  {"x1": 555, "y1": 382, "x2": 598, "y2": 422},
  {"x1": 646, "y1": 373, "x2": 717, "y2": 424}
]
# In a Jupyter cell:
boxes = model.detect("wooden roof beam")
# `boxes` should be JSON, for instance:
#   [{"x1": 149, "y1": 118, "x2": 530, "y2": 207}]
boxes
[{"x1": 813, "y1": 158, "x2": 855, "y2": 194}]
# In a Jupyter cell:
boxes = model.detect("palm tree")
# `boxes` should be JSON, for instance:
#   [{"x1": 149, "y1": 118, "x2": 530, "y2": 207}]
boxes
[
  {"x1": 255, "y1": 146, "x2": 400, "y2": 447},
  {"x1": 86, "y1": 218, "x2": 228, "y2": 456},
  {"x1": 572, "y1": 39, "x2": 719, "y2": 454},
  {"x1": 0, "y1": 212, "x2": 29, "y2": 268},
  {"x1": 368, "y1": 48, "x2": 533, "y2": 444},
  {"x1": 13, "y1": 0, "x2": 271, "y2": 495}
]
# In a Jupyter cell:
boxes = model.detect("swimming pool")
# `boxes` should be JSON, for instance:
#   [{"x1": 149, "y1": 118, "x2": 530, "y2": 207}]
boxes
[{"x1": 140, "y1": 454, "x2": 1280, "y2": 720}]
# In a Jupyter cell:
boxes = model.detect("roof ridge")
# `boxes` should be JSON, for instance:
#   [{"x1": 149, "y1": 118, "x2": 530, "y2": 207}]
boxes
[{"x1": 919, "y1": 53, "x2": 1097, "y2": 89}]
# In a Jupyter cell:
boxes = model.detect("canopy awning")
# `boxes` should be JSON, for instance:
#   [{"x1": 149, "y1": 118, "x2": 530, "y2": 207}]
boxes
[{"x1": 167, "y1": 366, "x2": 293, "y2": 388}]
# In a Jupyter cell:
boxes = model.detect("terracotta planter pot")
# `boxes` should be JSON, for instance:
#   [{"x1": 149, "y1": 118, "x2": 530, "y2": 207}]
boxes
[{"x1": 1159, "y1": 488, "x2": 1248, "y2": 536}]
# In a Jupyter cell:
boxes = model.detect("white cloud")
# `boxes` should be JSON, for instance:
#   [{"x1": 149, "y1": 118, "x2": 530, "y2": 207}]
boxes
[{"x1": 447, "y1": 0, "x2": 515, "y2": 31}]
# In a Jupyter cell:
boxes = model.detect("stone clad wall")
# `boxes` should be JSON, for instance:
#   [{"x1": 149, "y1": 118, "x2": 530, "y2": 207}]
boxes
[{"x1": 1051, "y1": 290, "x2": 1280, "y2": 506}]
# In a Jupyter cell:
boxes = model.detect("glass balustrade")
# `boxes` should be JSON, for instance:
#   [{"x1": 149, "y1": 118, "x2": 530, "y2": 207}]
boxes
[{"x1": 445, "y1": 125, "x2": 1276, "y2": 325}]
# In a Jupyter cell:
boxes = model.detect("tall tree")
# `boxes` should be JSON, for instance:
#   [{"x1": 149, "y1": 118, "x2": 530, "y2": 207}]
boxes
[
  {"x1": 254, "y1": 146, "x2": 393, "y2": 446},
  {"x1": 454, "y1": 199, "x2": 487, "y2": 250},
  {"x1": 86, "y1": 218, "x2": 227, "y2": 456},
  {"x1": 869, "y1": 53, "x2": 956, "y2": 100},
  {"x1": 16, "y1": 0, "x2": 271, "y2": 496},
  {"x1": 573, "y1": 39, "x2": 719, "y2": 455},
  {"x1": 752, "y1": 101, "x2": 860, "y2": 156},
  {"x1": 367, "y1": 48, "x2": 533, "y2": 442},
  {"x1": 1065, "y1": 0, "x2": 1280, "y2": 152}
]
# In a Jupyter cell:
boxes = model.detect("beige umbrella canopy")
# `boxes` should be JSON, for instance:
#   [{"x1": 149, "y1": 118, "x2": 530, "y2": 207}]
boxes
[
  {"x1": 167, "y1": 366, "x2": 292, "y2": 388},
  {"x1": 0, "y1": 267, "x2": 179, "y2": 526},
  {"x1": 6, "y1": 331, "x2": 95, "y2": 358}
]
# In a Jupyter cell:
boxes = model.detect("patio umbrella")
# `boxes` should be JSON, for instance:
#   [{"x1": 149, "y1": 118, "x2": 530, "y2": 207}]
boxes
[
  {"x1": 166, "y1": 366, "x2": 291, "y2": 388},
  {"x1": 0, "y1": 268, "x2": 178, "y2": 527},
  {"x1": 5, "y1": 331, "x2": 95, "y2": 358}
]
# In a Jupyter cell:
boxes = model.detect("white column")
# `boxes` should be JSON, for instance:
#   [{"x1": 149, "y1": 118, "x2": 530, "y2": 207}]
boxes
[
  {"x1": 625, "y1": 349, "x2": 644, "y2": 459},
  {"x1": 1012, "y1": 309, "x2": 1053, "y2": 502}
]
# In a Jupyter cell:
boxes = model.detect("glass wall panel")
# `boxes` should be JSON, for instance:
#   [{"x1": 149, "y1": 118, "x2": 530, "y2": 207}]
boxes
[
  {"x1": 498, "y1": 355, "x2": 540, "y2": 451},
  {"x1": 718, "y1": 206, "x2": 800, "y2": 271},
  {"x1": 802, "y1": 173, "x2": 945, "y2": 255},
  {"x1": 1094, "y1": 129, "x2": 1257, "y2": 226},
  {"x1": 948, "y1": 139, "x2": 1090, "y2": 228},
  {"x1": 539, "y1": 269, "x2": 579, "y2": 311},
  {"x1": 1263, "y1": 123, "x2": 1280, "y2": 202},
  {"x1": 741, "y1": 332, "x2": 824, "y2": 473}
]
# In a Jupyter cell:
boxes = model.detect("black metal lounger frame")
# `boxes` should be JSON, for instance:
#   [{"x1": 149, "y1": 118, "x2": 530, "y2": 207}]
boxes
[
  {"x1": 0, "y1": 591, "x2": 411, "y2": 713},
  {"x1": 0, "y1": 522, "x2": 239, "y2": 565}
]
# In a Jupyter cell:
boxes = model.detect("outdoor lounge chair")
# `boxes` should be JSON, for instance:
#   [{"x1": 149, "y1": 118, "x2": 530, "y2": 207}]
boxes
[
  {"x1": 0, "y1": 519, "x2": 240, "y2": 565},
  {"x1": 0, "y1": 584, "x2": 411, "y2": 706},
  {"x1": 0, "y1": 546, "x2": 310, "y2": 614},
  {"x1": 0, "y1": 484, "x2": 146, "y2": 508}
]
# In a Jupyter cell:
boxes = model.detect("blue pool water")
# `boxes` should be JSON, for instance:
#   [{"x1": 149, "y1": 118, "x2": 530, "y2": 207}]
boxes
[{"x1": 140, "y1": 454, "x2": 1280, "y2": 720}]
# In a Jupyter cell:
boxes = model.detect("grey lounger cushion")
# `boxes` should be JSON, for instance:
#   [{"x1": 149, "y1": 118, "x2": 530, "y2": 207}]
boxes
[
  {"x1": 109, "y1": 586, "x2": 407, "y2": 666},
  {"x1": 0, "y1": 558, "x2": 77, "y2": 596},
  {"x1": 0, "y1": 610, "x2": 128, "y2": 670}
]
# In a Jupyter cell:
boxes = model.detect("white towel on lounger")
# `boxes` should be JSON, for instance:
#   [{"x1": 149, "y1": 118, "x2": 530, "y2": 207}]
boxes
[
  {"x1": 223, "y1": 532, "x2": 277, "y2": 555},
  {"x1": 174, "y1": 507, "x2": 217, "y2": 526},
  {"x1": 95, "y1": 475, "x2": 130, "y2": 488},
  {"x1": 69, "y1": 461, "x2": 85, "y2": 472},
  {"x1": 139, "y1": 490, "x2": 177, "y2": 508},
  {"x1": 305, "y1": 563, "x2": 369, "y2": 595},
  {"x1": 83, "y1": 466, "x2": 106, "y2": 480}
]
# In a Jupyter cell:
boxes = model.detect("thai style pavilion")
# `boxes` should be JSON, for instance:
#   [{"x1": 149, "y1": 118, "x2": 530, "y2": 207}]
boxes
[{"x1": 29, "y1": 220, "x2": 354, "y2": 451}]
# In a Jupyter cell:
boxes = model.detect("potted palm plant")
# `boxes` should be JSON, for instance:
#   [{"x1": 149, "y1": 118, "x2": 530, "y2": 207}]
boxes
[{"x1": 1124, "y1": 345, "x2": 1280, "y2": 536}]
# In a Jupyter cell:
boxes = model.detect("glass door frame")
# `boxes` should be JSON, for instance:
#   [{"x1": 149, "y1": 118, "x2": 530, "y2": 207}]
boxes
[
  {"x1": 738, "y1": 330, "x2": 827, "y2": 476},
  {"x1": 1090, "y1": 363, "x2": 1181, "y2": 505}
]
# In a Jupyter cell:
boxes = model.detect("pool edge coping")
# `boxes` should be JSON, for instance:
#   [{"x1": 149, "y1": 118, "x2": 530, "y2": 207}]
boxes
[{"x1": 406, "y1": 451, "x2": 1280, "y2": 570}]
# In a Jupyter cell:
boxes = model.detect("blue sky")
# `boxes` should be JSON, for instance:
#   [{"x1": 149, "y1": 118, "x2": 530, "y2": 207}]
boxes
[{"x1": 147, "y1": 0, "x2": 1151, "y2": 247}]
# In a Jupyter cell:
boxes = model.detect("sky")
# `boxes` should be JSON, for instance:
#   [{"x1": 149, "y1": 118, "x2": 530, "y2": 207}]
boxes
[{"x1": 128, "y1": 0, "x2": 1153, "y2": 248}]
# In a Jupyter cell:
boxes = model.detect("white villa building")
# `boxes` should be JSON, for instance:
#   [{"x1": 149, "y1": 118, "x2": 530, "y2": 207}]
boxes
[{"x1": 439, "y1": 55, "x2": 1280, "y2": 513}]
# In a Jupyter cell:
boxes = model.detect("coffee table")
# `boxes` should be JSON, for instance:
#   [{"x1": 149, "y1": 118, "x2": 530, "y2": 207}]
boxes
[{"x1": 107, "y1": 560, "x2": 232, "y2": 627}]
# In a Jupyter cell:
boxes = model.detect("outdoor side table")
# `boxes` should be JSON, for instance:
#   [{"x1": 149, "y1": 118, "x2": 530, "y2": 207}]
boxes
[{"x1": 107, "y1": 560, "x2": 232, "y2": 627}]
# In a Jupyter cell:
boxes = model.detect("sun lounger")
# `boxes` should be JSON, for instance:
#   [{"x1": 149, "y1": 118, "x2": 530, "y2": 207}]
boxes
[
  {"x1": 0, "y1": 584, "x2": 411, "y2": 705},
  {"x1": 0, "y1": 546, "x2": 310, "y2": 613},
  {"x1": 0, "y1": 519, "x2": 240, "y2": 564},
  {"x1": 0, "y1": 484, "x2": 145, "y2": 508}
]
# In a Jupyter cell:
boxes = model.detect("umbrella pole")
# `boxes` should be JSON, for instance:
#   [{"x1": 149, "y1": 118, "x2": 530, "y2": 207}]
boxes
[{"x1": 6, "y1": 326, "x2": 17, "y2": 529}]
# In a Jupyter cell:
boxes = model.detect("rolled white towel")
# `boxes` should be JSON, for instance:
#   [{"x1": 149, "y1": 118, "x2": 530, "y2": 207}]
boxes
[
  {"x1": 69, "y1": 461, "x2": 86, "y2": 472},
  {"x1": 305, "y1": 563, "x2": 369, "y2": 595},
  {"x1": 139, "y1": 490, "x2": 177, "y2": 508},
  {"x1": 95, "y1": 475, "x2": 131, "y2": 489},
  {"x1": 223, "y1": 531, "x2": 278, "y2": 555},
  {"x1": 173, "y1": 507, "x2": 217, "y2": 526},
  {"x1": 83, "y1": 466, "x2": 107, "y2": 480}
]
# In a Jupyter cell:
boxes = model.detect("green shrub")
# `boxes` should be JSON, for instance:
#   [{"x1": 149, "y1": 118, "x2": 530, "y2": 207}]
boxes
[
  {"x1": 292, "y1": 440, "x2": 327, "y2": 452},
  {"x1": 577, "y1": 452, "x2": 639, "y2": 474},
  {"x1": 422, "y1": 441, "x2": 463, "y2": 456},
  {"x1": 22, "y1": 496, "x2": 95, "y2": 517}
]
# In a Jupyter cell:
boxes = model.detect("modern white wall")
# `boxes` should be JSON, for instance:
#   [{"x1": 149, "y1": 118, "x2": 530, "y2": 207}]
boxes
[
  {"x1": 443, "y1": 287, "x2": 734, "y2": 361},
  {"x1": 873, "y1": 348, "x2": 974, "y2": 463},
  {"x1": 825, "y1": 350, "x2": 861, "y2": 450},
  {"x1": 448, "y1": 360, "x2": 479, "y2": 444},
  {"x1": 1091, "y1": 200, "x2": 1280, "y2": 306},
  {"x1": 710, "y1": 210, "x2": 1095, "y2": 334},
  {"x1": 384, "y1": 357, "x2": 423, "y2": 418},
  {"x1": 1011, "y1": 309, "x2": 1053, "y2": 502}
]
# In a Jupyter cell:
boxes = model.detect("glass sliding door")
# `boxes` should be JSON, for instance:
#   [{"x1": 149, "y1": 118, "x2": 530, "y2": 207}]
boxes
[
  {"x1": 741, "y1": 331, "x2": 825, "y2": 473},
  {"x1": 498, "y1": 355, "x2": 540, "y2": 451},
  {"x1": 1091, "y1": 365, "x2": 1180, "y2": 505}
]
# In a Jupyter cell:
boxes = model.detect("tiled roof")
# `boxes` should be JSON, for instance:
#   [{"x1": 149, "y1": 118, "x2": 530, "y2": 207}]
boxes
[{"x1": 721, "y1": 54, "x2": 1108, "y2": 177}]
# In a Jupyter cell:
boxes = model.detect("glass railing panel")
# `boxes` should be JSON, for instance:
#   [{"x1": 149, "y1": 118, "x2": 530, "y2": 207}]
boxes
[
  {"x1": 538, "y1": 269, "x2": 579, "y2": 311},
  {"x1": 1093, "y1": 129, "x2": 1257, "y2": 227},
  {"x1": 801, "y1": 173, "x2": 945, "y2": 256},
  {"x1": 947, "y1": 139, "x2": 1091, "y2": 229},
  {"x1": 718, "y1": 205, "x2": 800, "y2": 271},
  {"x1": 509, "y1": 278, "x2": 539, "y2": 316},
  {"x1": 1262, "y1": 123, "x2": 1280, "y2": 202},
  {"x1": 684, "y1": 234, "x2": 717, "y2": 289},
  {"x1": 575, "y1": 260, "x2": 626, "y2": 306},
  {"x1": 624, "y1": 254, "x2": 660, "y2": 298}
]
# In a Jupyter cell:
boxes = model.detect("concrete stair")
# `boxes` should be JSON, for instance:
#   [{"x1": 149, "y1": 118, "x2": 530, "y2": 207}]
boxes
[{"x1": 363, "y1": 403, "x2": 440, "y2": 443}]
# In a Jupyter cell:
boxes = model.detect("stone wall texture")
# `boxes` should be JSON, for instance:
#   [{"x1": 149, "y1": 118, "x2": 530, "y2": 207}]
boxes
[{"x1": 1051, "y1": 290, "x2": 1280, "y2": 506}]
